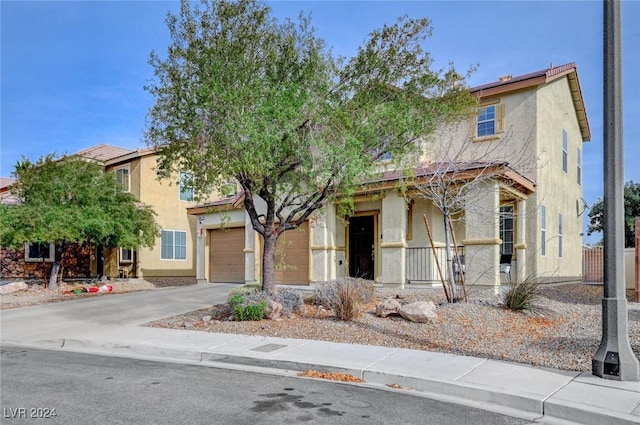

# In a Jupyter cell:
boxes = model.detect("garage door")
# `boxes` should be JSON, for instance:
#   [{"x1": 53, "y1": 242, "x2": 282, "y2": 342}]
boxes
[
  {"x1": 209, "y1": 227, "x2": 245, "y2": 283},
  {"x1": 274, "y1": 223, "x2": 309, "y2": 285}
]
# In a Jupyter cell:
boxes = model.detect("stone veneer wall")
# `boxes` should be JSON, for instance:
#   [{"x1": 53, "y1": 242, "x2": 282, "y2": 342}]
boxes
[{"x1": 1, "y1": 244, "x2": 92, "y2": 279}]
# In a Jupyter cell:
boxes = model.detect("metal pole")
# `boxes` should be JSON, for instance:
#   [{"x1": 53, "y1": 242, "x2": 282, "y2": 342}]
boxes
[
  {"x1": 636, "y1": 218, "x2": 640, "y2": 303},
  {"x1": 592, "y1": 0, "x2": 639, "y2": 380}
]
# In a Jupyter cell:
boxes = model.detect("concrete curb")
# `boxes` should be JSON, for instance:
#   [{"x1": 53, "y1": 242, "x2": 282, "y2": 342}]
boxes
[{"x1": 6, "y1": 337, "x2": 636, "y2": 424}]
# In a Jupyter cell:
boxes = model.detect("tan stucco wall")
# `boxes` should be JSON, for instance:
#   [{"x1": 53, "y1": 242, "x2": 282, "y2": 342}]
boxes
[
  {"x1": 106, "y1": 154, "x2": 203, "y2": 278},
  {"x1": 530, "y1": 77, "x2": 584, "y2": 281}
]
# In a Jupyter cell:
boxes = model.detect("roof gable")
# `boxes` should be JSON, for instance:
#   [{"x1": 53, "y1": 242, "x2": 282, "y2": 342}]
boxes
[{"x1": 470, "y1": 63, "x2": 591, "y2": 141}]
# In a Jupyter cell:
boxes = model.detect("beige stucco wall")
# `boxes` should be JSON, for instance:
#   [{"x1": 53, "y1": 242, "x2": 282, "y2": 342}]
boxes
[
  {"x1": 530, "y1": 77, "x2": 584, "y2": 282},
  {"x1": 107, "y1": 154, "x2": 202, "y2": 278}
]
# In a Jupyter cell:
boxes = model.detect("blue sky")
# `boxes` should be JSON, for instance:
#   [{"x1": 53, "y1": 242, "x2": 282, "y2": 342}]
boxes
[{"x1": 1, "y1": 1, "x2": 639, "y2": 243}]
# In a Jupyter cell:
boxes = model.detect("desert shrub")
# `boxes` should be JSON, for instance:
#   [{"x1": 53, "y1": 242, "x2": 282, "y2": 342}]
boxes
[
  {"x1": 501, "y1": 277, "x2": 541, "y2": 311},
  {"x1": 228, "y1": 283, "x2": 261, "y2": 297},
  {"x1": 276, "y1": 289, "x2": 304, "y2": 315},
  {"x1": 315, "y1": 278, "x2": 373, "y2": 321},
  {"x1": 228, "y1": 293, "x2": 267, "y2": 321}
]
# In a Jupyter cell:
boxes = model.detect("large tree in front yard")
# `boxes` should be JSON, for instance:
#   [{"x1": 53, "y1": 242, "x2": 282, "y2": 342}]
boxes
[
  {"x1": 0, "y1": 155, "x2": 159, "y2": 289},
  {"x1": 145, "y1": 0, "x2": 475, "y2": 292}
]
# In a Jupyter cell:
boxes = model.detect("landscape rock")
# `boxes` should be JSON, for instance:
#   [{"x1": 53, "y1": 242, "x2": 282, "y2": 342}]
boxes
[
  {"x1": 202, "y1": 315, "x2": 212, "y2": 323},
  {"x1": 266, "y1": 299, "x2": 283, "y2": 320},
  {"x1": 376, "y1": 298, "x2": 402, "y2": 317},
  {"x1": 399, "y1": 301, "x2": 438, "y2": 323},
  {"x1": 0, "y1": 281, "x2": 28, "y2": 295}
]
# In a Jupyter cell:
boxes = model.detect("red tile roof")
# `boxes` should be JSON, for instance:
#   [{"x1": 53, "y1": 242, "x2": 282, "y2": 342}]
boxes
[{"x1": 74, "y1": 144, "x2": 135, "y2": 162}]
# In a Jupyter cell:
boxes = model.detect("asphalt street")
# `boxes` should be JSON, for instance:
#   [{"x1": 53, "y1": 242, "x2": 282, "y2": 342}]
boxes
[{"x1": 1, "y1": 346, "x2": 533, "y2": 425}]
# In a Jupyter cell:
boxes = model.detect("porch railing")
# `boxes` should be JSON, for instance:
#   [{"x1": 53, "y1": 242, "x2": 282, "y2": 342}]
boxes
[{"x1": 406, "y1": 246, "x2": 465, "y2": 284}]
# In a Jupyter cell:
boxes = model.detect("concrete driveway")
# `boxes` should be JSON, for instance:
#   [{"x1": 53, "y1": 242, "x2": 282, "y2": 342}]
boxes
[{"x1": 0, "y1": 282, "x2": 235, "y2": 342}]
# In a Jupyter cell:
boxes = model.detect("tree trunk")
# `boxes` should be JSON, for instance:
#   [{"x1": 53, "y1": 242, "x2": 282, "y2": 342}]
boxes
[
  {"x1": 49, "y1": 262, "x2": 60, "y2": 291},
  {"x1": 48, "y1": 243, "x2": 66, "y2": 291},
  {"x1": 262, "y1": 232, "x2": 278, "y2": 293}
]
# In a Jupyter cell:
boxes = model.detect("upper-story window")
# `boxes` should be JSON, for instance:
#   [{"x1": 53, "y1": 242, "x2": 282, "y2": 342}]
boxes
[
  {"x1": 25, "y1": 242, "x2": 55, "y2": 262},
  {"x1": 476, "y1": 103, "x2": 504, "y2": 138},
  {"x1": 115, "y1": 166, "x2": 130, "y2": 192},
  {"x1": 577, "y1": 147, "x2": 582, "y2": 185},
  {"x1": 179, "y1": 172, "x2": 194, "y2": 202},
  {"x1": 562, "y1": 130, "x2": 568, "y2": 173}
]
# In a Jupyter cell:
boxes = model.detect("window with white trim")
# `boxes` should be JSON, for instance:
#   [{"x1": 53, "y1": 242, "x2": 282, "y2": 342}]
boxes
[
  {"x1": 540, "y1": 205, "x2": 546, "y2": 256},
  {"x1": 25, "y1": 242, "x2": 55, "y2": 262},
  {"x1": 115, "y1": 166, "x2": 130, "y2": 192},
  {"x1": 558, "y1": 213, "x2": 563, "y2": 258},
  {"x1": 179, "y1": 172, "x2": 194, "y2": 202},
  {"x1": 161, "y1": 230, "x2": 187, "y2": 260},
  {"x1": 562, "y1": 130, "x2": 568, "y2": 173},
  {"x1": 499, "y1": 205, "x2": 514, "y2": 256},
  {"x1": 120, "y1": 248, "x2": 133, "y2": 263},
  {"x1": 577, "y1": 147, "x2": 582, "y2": 185}
]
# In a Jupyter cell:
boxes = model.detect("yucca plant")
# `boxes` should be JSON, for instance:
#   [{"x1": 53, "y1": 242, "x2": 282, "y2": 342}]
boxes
[{"x1": 501, "y1": 277, "x2": 541, "y2": 311}]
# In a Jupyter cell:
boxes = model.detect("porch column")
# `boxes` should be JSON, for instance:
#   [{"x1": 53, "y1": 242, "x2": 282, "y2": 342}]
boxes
[
  {"x1": 195, "y1": 216, "x2": 207, "y2": 282},
  {"x1": 243, "y1": 211, "x2": 257, "y2": 284},
  {"x1": 310, "y1": 204, "x2": 341, "y2": 283},
  {"x1": 463, "y1": 180, "x2": 500, "y2": 288},
  {"x1": 515, "y1": 199, "x2": 527, "y2": 283},
  {"x1": 380, "y1": 193, "x2": 407, "y2": 288}
]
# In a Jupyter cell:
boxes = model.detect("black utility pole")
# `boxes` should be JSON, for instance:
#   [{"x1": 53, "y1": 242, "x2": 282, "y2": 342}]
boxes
[{"x1": 592, "y1": 0, "x2": 639, "y2": 381}]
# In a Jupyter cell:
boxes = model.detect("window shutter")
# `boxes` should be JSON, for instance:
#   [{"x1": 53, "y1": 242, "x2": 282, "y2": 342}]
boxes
[
  {"x1": 467, "y1": 112, "x2": 477, "y2": 138},
  {"x1": 496, "y1": 104, "x2": 505, "y2": 133}
]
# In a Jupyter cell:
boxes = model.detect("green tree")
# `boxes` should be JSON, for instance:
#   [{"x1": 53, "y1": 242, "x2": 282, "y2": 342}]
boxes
[
  {"x1": 588, "y1": 180, "x2": 640, "y2": 248},
  {"x1": 145, "y1": 0, "x2": 475, "y2": 292},
  {"x1": 0, "y1": 155, "x2": 159, "y2": 289}
]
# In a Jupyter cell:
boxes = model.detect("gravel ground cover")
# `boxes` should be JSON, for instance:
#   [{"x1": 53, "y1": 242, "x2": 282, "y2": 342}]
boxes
[{"x1": 147, "y1": 283, "x2": 640, "y2": 372}]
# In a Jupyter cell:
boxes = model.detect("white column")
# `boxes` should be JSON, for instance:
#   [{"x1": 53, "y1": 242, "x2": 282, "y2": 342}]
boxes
[{"x1": 379, "y1": 193, "x2": 407, "y2": 288}]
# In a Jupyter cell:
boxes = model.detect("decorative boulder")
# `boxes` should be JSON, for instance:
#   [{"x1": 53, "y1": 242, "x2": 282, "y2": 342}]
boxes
[
  {"x1": 0, "y1": 281, "x2": 28, "y2": 295},
  {"x1": 376, "y1": 298, "x2": 402, "y2": 317},
  {"x1": 266, "y1": 299, "x2": 283, "y2": 320},
  {"x1": 399, "y1": 301, "x2": 438, "y2": 323}
]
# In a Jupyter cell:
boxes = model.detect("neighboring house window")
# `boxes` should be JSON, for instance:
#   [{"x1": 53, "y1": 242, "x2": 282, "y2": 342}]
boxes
[
  {"x1": 115, "y1": 166, "x2": 130, "y2": 192},
  {"x1": 562, "y1": 130, "x2": 568, "y2": 173},
  {"x1": 540, "y1": 205, "x2": 546, "y2": 256},
  {"x1": 558, "y1": 213, "x2": 563, "y2": 258},
  {"x1": 221, "y1": 180, "x2": 237, "y2": 198},
  {"x1": 179, "y1": 172, "x2": 194, "y2": 201},
  {"x1": 577, "y1": 147, "x2": 582, "y2": 185},
  {"x1": 499, "y1": 205, "x2": 514, "y2": 256},
  {"x1": 161, "y1": 230, "x2": 187, "y2": 260},
  {"x1": 25, "y1": 242, "x2": 55, "y2": 262},
  {"x1": 476, "y1": 103, "x2": 505, "y2": 138},
  {"x1": 120, "y1": 248, "x2": 133, "y2": 263}
]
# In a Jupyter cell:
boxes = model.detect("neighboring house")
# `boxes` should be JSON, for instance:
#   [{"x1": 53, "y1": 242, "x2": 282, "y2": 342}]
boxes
[
  {"x1": 188, "y1": 63, "x2": 590, "y2": 288},
  {"x1": 1, "y1": 144, "x2": 218, "y2": 282}
]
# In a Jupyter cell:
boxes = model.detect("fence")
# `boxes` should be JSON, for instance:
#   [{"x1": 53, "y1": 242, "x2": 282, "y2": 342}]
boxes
[
  {"x1": 582, "y1": 245, "x2": 636, "y2": 289},
  {"x1": 406, "y1": 246, "x2": 464, "y2": 284}
]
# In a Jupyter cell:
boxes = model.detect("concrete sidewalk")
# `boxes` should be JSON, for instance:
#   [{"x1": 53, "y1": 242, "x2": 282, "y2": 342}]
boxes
[{"x1": 2, "y1": 282, "x2": 639, "y2": 424}]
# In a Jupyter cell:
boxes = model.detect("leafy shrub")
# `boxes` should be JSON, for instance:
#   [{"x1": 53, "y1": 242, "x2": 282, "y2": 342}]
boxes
[
  {"x1": 228, "y1": 293, "x2": 267, "y2": 321},
  {"x1": 315, "y1": 278, "x2": 373, "y2": 321},
  {"x1": 501, "y1": 277, "x2": 541, "y2": 311}
]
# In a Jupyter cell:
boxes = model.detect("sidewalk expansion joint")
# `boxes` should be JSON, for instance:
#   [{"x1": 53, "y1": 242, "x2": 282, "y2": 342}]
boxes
[{"x1": 454, "y1": 357, "x2": 488, "y2": 381}]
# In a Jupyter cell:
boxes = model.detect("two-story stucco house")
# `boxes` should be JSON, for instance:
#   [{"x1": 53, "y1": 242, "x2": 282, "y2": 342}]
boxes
[
  {"x1": 1, "y1": 144, "x2": 217, "y2": 283},
  {"x1": 189, "y1": 62, "x2": 590, "y2": 289}
]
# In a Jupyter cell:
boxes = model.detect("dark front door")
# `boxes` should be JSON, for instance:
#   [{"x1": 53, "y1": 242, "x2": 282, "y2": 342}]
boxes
[{"x1": 349, "y1": 215, "x2": 375, "y2": 280}]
